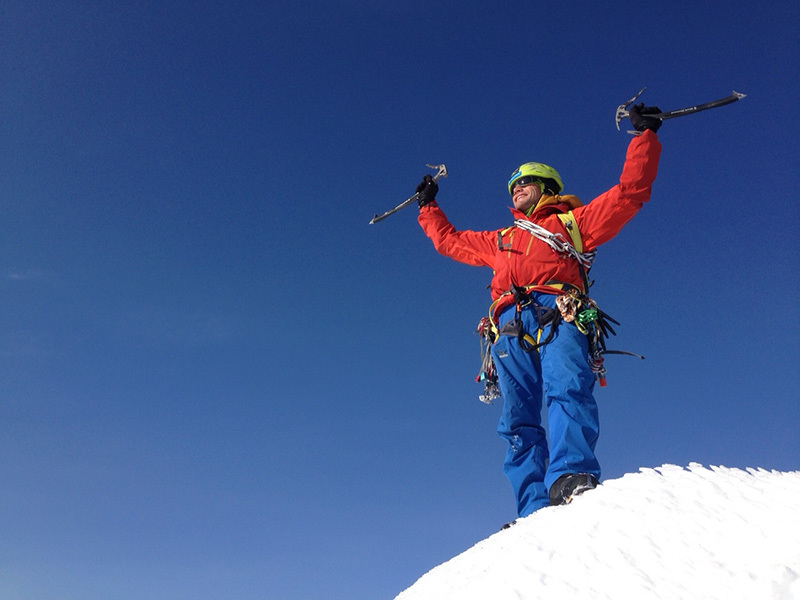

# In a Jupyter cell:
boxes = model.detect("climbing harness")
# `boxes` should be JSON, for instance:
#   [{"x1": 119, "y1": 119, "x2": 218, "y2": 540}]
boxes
[
  {"x1": 474, "y1": 210, "x2": 643, "y2": 402},
  {"x1": 475, "y1": 284, "x2": 563, "y2": 404}
]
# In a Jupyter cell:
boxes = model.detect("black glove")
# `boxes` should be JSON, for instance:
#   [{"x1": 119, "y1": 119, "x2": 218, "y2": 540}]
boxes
[
  {"x1": 629, "y1": 103, "x2": 663, "y2": 133},
  {"x1": 415, "y1": 174, "x2": 438, "y2": 208}
]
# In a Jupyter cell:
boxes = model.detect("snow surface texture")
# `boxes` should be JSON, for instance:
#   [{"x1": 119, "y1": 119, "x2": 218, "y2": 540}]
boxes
[{"x1": 396, "y1": 464, "x2": 800, "y2": 600}]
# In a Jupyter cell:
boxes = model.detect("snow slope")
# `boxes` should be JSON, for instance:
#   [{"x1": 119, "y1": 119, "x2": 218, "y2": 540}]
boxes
[{"x1": 396, "y1": 464, "x2": 800, "y2": 600}]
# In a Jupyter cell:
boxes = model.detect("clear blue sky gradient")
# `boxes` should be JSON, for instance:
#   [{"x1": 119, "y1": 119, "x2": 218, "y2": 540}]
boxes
[{"x1": 1, "y1": 2, "x2": 798, "y2": 598}]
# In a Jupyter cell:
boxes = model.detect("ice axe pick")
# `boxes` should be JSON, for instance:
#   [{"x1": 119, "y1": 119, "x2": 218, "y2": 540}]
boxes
[{"x1": 615, "y1": 87, "x2": 746, "y2": 131}]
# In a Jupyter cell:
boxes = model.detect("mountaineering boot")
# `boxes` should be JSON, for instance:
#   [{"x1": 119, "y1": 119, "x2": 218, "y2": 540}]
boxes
[{"x1": 548, "y1": 473, "x2": 599, "y2": 506}]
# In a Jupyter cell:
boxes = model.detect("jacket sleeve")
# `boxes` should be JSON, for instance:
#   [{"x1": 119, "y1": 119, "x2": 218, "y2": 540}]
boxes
[
  {"x1": 575, "y1": 129, "x2": 662, "y2": 250},
  {"x1": 417, "y1": 203, "x2": 497, "y2": 268}
]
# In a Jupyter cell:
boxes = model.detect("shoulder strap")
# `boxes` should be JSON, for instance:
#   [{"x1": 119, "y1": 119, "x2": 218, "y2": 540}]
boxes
[
  {"x1": 557, "y1": 210, "x2": 591, "y2": 293},
  {"x1": 557, "y1": 211, "x2": 583, "y2": 253}
]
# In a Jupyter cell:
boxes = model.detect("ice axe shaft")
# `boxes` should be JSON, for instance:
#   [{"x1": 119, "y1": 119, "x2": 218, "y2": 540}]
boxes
[
  {"x1": 369, "y1": 163, "x2": 448, "y2": 224},
  {"x1": 615, "y1": 87, "x2": 746, "y2": 130}
]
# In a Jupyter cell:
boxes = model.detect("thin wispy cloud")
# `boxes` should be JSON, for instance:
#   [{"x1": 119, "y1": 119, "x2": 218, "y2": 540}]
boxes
[{"x1": 6, "y1": 268, "x2": 47, "y2": 282}]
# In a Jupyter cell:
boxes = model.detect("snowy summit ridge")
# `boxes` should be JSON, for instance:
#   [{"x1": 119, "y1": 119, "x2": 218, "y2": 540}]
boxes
[{"x1": 396, "y1": 464, "x2": 800, "y2": 600}]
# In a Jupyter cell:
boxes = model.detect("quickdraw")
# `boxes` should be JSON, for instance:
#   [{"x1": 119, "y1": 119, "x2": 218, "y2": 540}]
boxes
[
  {"x1": 557, "y1": 289, "x2": 618, "y2": 386},
  {"x1": 475, "y1": 316, "x2": 500, "y2": 404}
]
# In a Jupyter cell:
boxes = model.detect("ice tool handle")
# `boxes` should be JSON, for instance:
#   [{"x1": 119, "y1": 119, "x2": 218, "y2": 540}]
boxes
[
  {"x1": 615, "y1": 87, "x2": 746, "y2": 131},
  {"x1": 369, "y1": 163, "x2": 448, "y2": 224}
]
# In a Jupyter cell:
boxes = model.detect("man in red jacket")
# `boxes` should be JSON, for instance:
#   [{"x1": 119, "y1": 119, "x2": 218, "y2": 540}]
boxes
[{"x1": 415, "y1": 105, "x2": 663, "y2": 517}]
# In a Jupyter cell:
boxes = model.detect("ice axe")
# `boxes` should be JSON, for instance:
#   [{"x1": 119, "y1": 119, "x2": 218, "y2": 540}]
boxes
[
  {"x1": 615, "y1": 87, "x2": 746, "y2": 131},
  {"x1": 369, "y1": 163, "x2": 448, "y2": 224}
]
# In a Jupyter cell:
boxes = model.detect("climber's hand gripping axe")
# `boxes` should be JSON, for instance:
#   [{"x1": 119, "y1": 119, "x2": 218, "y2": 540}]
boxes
[
  {"x1": 615, "y1": 87, "x2": 746, "y2": 131},
  {"x1": 370, "y1": 163, "x2": 448, "y2": 224}
]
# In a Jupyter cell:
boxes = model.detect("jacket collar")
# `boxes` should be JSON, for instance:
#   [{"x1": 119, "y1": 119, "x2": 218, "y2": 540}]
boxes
[{"x1": 509, "y1": 194, "x2": 583, "y2": 220}]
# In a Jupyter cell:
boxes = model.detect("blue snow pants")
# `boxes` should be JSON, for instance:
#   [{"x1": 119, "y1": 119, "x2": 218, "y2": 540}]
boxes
[{"x1": 490, "y1": 292, "x2": 600, "y2": 516}]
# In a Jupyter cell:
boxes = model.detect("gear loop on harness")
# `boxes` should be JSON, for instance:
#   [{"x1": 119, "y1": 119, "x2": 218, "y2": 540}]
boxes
[{"x1": 475, "y1": 316, "x2": 500, "y2": 404}]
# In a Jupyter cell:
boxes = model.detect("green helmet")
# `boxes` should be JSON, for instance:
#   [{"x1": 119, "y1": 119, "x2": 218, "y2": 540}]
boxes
[{"x1": 508, "y1": 162, "x2": 563, "y2": 196}]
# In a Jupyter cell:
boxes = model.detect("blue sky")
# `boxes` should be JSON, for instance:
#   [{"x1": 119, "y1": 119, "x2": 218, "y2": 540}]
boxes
[{"x1": 1, "y1": 1, "x2": 798, "y2": 599}]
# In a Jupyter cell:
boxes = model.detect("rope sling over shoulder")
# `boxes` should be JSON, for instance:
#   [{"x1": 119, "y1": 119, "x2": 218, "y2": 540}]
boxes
[{"x1": 475, "y1": 211, "x2": 643, "y2": 404}]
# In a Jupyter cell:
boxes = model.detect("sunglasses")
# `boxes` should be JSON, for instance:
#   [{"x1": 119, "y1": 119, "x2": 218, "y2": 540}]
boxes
[{"x1": 510, "y1": 176, "x2": 541, "y2": 193}]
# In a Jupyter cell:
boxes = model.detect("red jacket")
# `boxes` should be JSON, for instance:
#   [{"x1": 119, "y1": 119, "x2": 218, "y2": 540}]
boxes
[{"x1": 418, "y1": 130, "x2": 662, "y2": 316}]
